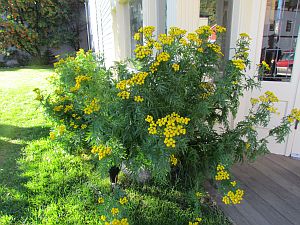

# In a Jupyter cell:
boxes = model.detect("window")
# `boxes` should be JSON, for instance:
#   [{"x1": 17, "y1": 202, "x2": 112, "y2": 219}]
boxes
[
  {"x1": 259, "y1": 0, "x2": 300, "y2": 82},
  {"x1": 286, "y1": 20, "x2": 293, "y2": 32},
  {"x1": 129, "y1": 0, "x2": 143, "y2": 57}
]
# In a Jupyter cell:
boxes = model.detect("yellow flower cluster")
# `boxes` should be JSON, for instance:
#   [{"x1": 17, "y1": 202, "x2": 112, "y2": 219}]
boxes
[
  {"x1": 84, "y1": 98, "x2": 100, "y2": 114},
  {"x1": 119, "y1": 196, "x2": 128, "y2": 205},
  {"x1": 287, "y1": 108, "x2": 300, "y2": 123},
  {"x1": 138, "y1": 26, "x2": 155, "y2": 37},
  {"x1": 110, "y1": 218, "x2": 129, "y2": 225},
  {"x1": 250, "y1": 98, "x2": 259, "y2": 105},
  {"x1": 117, "y1": 91, "x2": 130, "y2": 100},
  {"x1": 195, "y1": 25, "x2": 212, "y2": 35},
  {"x1": 70, "y1": 75, "x2": 92, "y2": 92},
  {"x1": 145, "y1": 113, "x2": 190, "y2": 148},
  {"x1": 111, "y1": 207, "x2": 119, "y2": 216},
  {"x1": 49, "y1": 132, "x2": 55, "y2": 140},
  {"x1": 91, "y1": 144, "x2": 112, "y2": 160},
  {"x1": 261, "y1": 61, "x2": 271, "y2": 71},
  {"x1": 58, "y1": 125, "x2": 66, "y2": 135},
  {"x1": 134, "y1": 96, "x2": 144, "y2": 103},
  {"x1": 134, "y1": 44, "x2": 152, "y2": 59},
  {"x1": 134, "y1": 32, "x2": 140, "y2": 40},
  {"x1": 158, "y1": 34, "x2": 174, "y2": 45},
  {"x1": 195, "y1": 192, "x2": 203, "y2": 198},
  {"x1": 207, "y1": 44, "x2": 223, "y2": 56},
  {"x1": 169, "y1": 27, "x2": 187, "y2": 37},
  {"x1": 170, "y1": 154, "x2": 178, "y2": 166},
  {"x1": 222, "y1": 189, "x2": 244, "y2": 205},
  {"x1": 259, "y1": 91, "x2": 279, "y2": 103},
  {"x1": 199, "y1": 82, "x2": 215, "y2": 99},
  {"x1": 153, "y1": 41, "x2": 162, "y2": 50},
  {"x1": 172, "y1": 63, "x2": 180, "y2": 72},
  {"x1": 189, "y1": 218, "x2": 202, "y2": 225},
  {"x1": 64, "y1": 104, "x2": 73, "y2": 113},
  {"x1": 116, "y1": 72, "x2": 149, "y2": 96},
  {"x1": 131, "y1": 72, "x2": 149, "y2": 85},
  {"x1": 98, "y1": 197, "x2": 104, "y2": 204},
  {"x1": 240, "y1": 33, "x2": 251, "y2": 39},
  {"x1": 150, "y1": 61, "x2": 160, "y2": 73},
  {"x1": 179, "y1": 38, "x2": 188, "y2": 46},
  {"x1": 81, "y1": 124, "x2": 87, "y2": 129},
  {"x1": 215, "y1": 25, "x2": 226, "y2": 33},
  {"x1": 157, "y1": 52, "x2": 170, "y2": 62},
  {"x1": 232, "y1": 59, "x2": 246, "y2": 70},
  {"x1": 54, "y1": 105, "x2": 63, "y2": 112},
  {"x1": 187, "y1": 33, "x2": 202, "y2": 44},
  {"x1": 215, "y1": 164, "x2": 230, "y2": 181}
]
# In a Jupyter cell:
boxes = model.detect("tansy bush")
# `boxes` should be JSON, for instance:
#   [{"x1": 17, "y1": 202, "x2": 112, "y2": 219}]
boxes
[{"x1": 34, "y1": 25, "x2": 300, "y2": 224}]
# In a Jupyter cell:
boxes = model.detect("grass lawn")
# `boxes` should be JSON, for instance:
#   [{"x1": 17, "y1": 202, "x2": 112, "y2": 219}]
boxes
[
  {"x1": 0, "y1": 66, "x2": 53, "y2": 222},
  {"x1": 0, "y1": 66, "x2": 231, "y2": 225}
]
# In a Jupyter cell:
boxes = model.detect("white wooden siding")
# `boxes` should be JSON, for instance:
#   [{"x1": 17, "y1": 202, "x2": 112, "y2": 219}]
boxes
[{"x1": 87, "y1": 0, "x2": 115, "y2": 67}]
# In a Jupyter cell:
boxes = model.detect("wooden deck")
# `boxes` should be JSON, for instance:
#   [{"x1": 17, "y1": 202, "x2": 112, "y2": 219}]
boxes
[{"x1": 211, "y1": 154, "x2": 300, "y2": 225}]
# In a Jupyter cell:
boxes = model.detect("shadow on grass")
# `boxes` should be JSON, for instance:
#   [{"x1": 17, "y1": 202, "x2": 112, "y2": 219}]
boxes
[
  {"x1": 0, "y1": 124, "x2": 50, "y2": 141},
  {"x1": 0, "y1": 139, "x2": 29, "y2": 220}
]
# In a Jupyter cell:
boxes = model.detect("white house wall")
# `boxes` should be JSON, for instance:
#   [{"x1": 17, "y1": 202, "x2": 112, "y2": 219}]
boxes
[{"x1": 87, "y1": 0, "x2": 115, "y2": 67}]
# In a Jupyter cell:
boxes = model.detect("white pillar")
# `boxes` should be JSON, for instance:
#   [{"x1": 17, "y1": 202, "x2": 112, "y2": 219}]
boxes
[
  {"x1": 166, "y1": 0, "x2": 200, "y2": 32},
  {"x1": 115, "y1": 1, "x2": 131, "y2": 60},
  {"x1": 230, "y1": 0, "x2": 267, "y2": 124},
  {"x1": 143, "y1": 0, "x2": 166, "y2": 37}
]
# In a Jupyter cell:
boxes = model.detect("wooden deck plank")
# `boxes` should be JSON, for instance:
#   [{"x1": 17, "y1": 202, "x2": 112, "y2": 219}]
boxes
[
  {"x1": 207, "y1": 154, "x2": 300, "y2": 225},
  {"x1": 265, "y1": 154, "x2": 300, "y2": 178},
  {"x1": 232, "y1": 164, "x2": 300, "y2": 223},
  {"x1": 235, "y1": 181, "x2": 294, "y2": 225},
  {"x1": 250, "y1": 158, "x2": 300, "y2": 198}
]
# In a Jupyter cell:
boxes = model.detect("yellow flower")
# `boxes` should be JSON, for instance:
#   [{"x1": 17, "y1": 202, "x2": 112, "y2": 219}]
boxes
[
  {"x1": 49, "y1": 132, "x2": 56, "y2": 140},
  {"x1": 169, "y1": 27, "x2": 187, "y2": 36},
  {"x1": 119, "y1": 196, "x2": 128, "y2": 205},
  {"x1": 215, "y1": 25, "x2": 226, "y2": 33},
  {"x1": 100, "y1": 215, "x2": 106, "y2": 221},
  {"x1": 157, "y1": 52, "x2": 170, "y2": 62},
  {"x1": 111, "y1": 207, "x2": 119, "y2": 216},
  {"x1": 170, "y1": 154, "x2": 178, "y2": 166},
  {"x1": 64, "y1": 104, "x2": 73, "y2": 113},
  {"x1": 81, "y1": 124, "x2": 87, "y2": 129},
  {"x1": 58, "y1": 125, "x2": 66, "y2": 135},
  {"x1": 231, "y1": 181, "x2": 237, "y2": 187},
  {"x1": 134, "y1": 96, "x2": 144, "y2": 102},
  {"x1": 207, "y1": 43, "x2": 223, "y2": 56},
  {"x1": 195, "y1": 192, "x2": 203, "y2": 198},
  {"x1": 53, "y1": 105, "x2": 63, "y2": 112},
  {"x1": 98, "y1": 197, "x2": 104, "y2": 204},
  {"x1": 196, "y1": 217, "x2": 202, "y2": 222},
  {"x1": 179, "y1": 38, "x2": 188, "y2": 46},
  {"x1": 261, "y1": 61, "x2": 271, "y2": 71},
  {"x1": 139, "y1": 26, "x2": 155, "y2": 37},
  {"x1": 240, "y1": 33, "x2": 251, "y2": 39},
  {"x1": 134, "y1": 32, "x2": 140, "y2": 40},
  {"x1": 232, "y1": 59, "x2": 246, "y2": 70},
  {"x1": 91, "y1": 145, "x2": 112, "y2": 160},
  {"x1": 134, "y1": 44, "x2": 152, "y2": 59},
  {"x1": 172, "y1": 63, "x2": 180, "y2": 72},
  {"x1": 145, "y1": 115, "x2": 153, "y2": 123},
  {"x1": 84, "y1": 98, "x2": 100, "y2": 114},
  {"x1": 245, "y1": 142, "x2": 251, "y2": 150},
  {"x1": 117, "y1": 91, "x2": 130, "y2": 100},
  {"x1": 195, "y1": 25, "x2": 212, "y2": 35},
  {"x1": 158, "y1": 33, "x2": 174, "y2": 45},
  {"x1": 153, "y1": 42, "x2": 162, "y2": 50},
  {"x1": 250, "y1": 98, "x2": 259, "y2": 105}
]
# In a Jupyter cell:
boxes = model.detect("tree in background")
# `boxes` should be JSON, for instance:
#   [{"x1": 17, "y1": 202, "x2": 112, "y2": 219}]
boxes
[{"x1": 0, "y1": 0, "x2": 86, "y2": 60}]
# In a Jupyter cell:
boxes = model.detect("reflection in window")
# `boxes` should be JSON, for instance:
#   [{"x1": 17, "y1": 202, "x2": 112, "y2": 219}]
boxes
[
  {"x1": 129, "y1": 0, "x2": 143, "y2": 57},
  {"x1": 199, "y1": 0, "x2": 232, "y2": 60},
  {"x1": 260, "y1": 0, "x2": 300, "y2": 82}
]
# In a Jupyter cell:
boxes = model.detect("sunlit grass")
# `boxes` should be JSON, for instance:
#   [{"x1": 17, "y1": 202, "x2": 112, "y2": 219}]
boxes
[{"x1": 0, "y1": 66, "x2": 53, "y2": 222}]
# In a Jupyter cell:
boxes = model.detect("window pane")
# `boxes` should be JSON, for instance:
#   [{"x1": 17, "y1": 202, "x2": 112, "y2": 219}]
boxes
[{"x1": 260, "y1": 0, "x2": 300, "y2": 82}]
